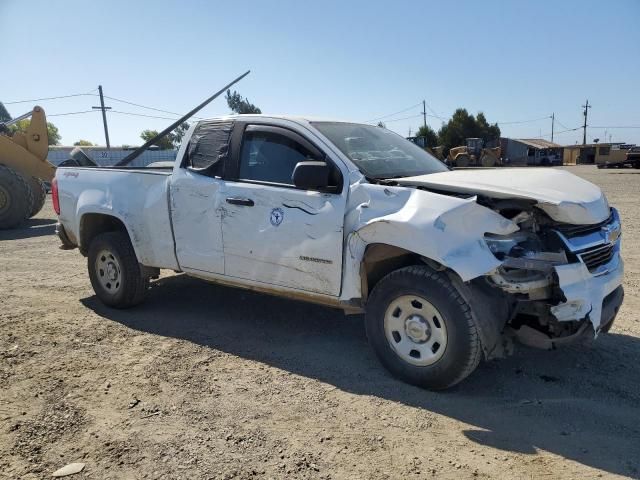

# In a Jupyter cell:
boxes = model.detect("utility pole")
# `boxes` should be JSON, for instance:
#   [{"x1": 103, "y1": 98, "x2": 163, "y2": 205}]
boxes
[
  {"x1": 551, "y1": 113, "x2": 555, "y2": 143},
  {"x1": 93, "y1": 85, "x2": 112, "y2": 149},
  {"x1": 581, "y1": 99, "x2": 591, "y2": 145},
  {"x1": 422, "y1": 100, "x2": 427, "y2": 134}
]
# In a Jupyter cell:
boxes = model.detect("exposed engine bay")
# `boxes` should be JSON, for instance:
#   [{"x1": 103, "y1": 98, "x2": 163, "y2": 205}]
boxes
[{"x1": 473, "y1": 195, "x2": 622, "y2": 348}]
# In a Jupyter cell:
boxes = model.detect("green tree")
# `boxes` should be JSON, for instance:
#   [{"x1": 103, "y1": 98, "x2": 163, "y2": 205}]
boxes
[
  {"x1": 415, "y1": 124, "x2": 439, "y2": 148},
  {"x1": 140, "y1": 129, "x2": 174, "y2": 150},
  {"x1": 437, "y1": 108, "x2": 500, "y2": 154},
  {"x1": 140, "y1": 122, "x2": 189, "y2": 149},
  {"x1": 8, "y1": 118, "x2": 61, "y2": 145},
  {"x1": 74, "y1": 139, "x2": 95, "y2": 146},
  {"x1": 475, "y1": 112, "x2": 500, "y2": 145},
  {"x1": 226, "y1": 90, "x2": 261, "y2": 114},
  {"x1": 0, "y1": 102, "x2": 11, "y2": 122},
  {"x1": 172, "y1": 122, "x2": 190, "y2": 147}
]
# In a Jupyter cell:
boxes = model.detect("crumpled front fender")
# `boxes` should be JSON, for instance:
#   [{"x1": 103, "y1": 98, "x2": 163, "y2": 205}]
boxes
[{"x1": 340, "y1": 181, "x2": 518, "y2": 301}]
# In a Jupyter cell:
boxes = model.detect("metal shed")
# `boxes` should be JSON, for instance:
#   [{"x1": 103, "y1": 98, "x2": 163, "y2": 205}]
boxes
[{"x1": 500, "y1": 138, "x2": 563, "y2": 166}]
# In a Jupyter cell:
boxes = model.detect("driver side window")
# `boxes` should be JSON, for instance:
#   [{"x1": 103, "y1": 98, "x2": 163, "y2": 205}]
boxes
[{"x1": 239, "y1": 130, "x2": 315, "y2": 185}]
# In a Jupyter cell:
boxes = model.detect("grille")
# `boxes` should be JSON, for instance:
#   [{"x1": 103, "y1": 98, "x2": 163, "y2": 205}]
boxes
[
  {"x1": 578, "y1": 243, "x2": 616, "y2": 272},
  {"x1": 555, "y1": 210, "x2": 613, "y2": 237}
]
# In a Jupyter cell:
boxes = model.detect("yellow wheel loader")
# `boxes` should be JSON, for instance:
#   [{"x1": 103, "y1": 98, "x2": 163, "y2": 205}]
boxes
[
  {"x1": 447, "y1": 138, "x2": 501, "y2": 167},
  {"x1": 0, "y1": 106, "x2": 56, "y2": 229}
]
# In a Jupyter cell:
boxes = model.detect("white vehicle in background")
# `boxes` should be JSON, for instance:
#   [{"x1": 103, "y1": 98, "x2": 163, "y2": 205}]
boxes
[{"x1": 53, "y1": 116, "x2": 624, "y2": 390}]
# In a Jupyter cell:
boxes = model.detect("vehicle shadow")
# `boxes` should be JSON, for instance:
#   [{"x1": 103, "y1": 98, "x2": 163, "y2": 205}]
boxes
[
  {"x1": 82, "y1": 274, "x2": 640, "y2": 478},
  {"x1": 0, "y1": 218, "x2": 56, "y2": 241}
]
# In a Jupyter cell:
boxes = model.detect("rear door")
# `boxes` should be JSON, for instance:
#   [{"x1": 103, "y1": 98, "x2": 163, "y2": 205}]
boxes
[
  {"x1": 169, "y1": 121, "x2": 233, "y2": 274},
  {"x1": 221, "y1": 122, "x2": 346, "y2": 296}
]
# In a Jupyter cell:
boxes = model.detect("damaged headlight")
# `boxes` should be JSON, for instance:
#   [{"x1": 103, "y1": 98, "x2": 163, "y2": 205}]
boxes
[{"x1": 484, "y1": 232, "x2": 541, "y2": 260}]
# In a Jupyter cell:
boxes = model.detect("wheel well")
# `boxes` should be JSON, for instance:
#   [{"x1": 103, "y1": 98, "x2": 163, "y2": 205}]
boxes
[
  {"x1": 360, "y1": 244, "x2": 444, "y2": 300},
  {"x1": 79, "y1": 214, "x2": 128, "y2": 256}
]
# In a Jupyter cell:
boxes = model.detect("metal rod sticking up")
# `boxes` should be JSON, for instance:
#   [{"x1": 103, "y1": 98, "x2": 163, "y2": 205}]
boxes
[{"x1": 114, "y1": 70, "x2": 251, "y2": 167}]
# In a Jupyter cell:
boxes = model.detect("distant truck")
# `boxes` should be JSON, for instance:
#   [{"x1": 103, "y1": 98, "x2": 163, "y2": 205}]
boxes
[
  {"x1": 54, "y1": 115, "x2": 624, "y2": 390},
  {"x1": 597, "y1": 146, "x2": 640, "y2": 169}
]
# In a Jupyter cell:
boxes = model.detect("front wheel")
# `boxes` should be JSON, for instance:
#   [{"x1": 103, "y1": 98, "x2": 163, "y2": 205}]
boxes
[
  {"x1": 88, "y1": 231, "x2": 149, "y2": 308},
  {"x1": 365, "y1": 265, "x2": 482, "y2": 390}
]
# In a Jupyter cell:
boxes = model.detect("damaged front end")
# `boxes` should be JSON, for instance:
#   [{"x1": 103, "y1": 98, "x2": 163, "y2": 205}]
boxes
[{"x1": 483, "y1": 201, "x2": 624, "y2": 350}]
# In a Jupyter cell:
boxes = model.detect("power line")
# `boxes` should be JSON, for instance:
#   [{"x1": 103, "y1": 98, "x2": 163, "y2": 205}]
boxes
[
  {"x1": 380, "y1": 114, "x2": 423, "y2": 124},
  {"x1": 105, "y1": 96, "x2": 205, "y2": 121},
  {"x1": 104, "y1": 95, "x2": 183, "y2": 117},
  {"x1": 529, "y1": 126, "x2": 582, "y2": 139},
  {"x1": 364, "y1": 102, "x2": 423, "y2": 123},
  {"x1": 110, "y1": 110, "x2": 187, "y2": 121},
  {"x1": 498, "y1": 115, "x2": 551, "y2": 125},
  {"x1": 4, "y1": 90, "x2": 204, "y2": 121},
  {"x1": 589, "y1": 125, "x2": 640, "y2": 129},
  {"x1": 48, "y1": 110, "x2": 98, "y2": 117},
  {"x1": 424, "y1": 102, "x2": 446, "y2": 121},
  {"x1": 3, "y1": 92, "x2": 97, "y2": 105}
]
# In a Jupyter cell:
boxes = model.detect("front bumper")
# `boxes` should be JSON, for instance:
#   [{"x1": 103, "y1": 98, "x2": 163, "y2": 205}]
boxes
[
  {"x1": 551, "y1": 208, "x2": 624, "y2": 334},
  {"x1": 551, "y1": 256, "x2": 624, "y2": 333}
]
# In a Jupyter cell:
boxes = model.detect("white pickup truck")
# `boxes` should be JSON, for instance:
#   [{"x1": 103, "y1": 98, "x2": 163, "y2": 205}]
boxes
[{"x1": 53, "y1": 116, "x2": 624, "y2": 389}]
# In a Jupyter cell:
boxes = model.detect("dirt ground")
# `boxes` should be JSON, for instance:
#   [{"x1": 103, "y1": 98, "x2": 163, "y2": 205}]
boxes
[{"x1": 1, "y1": 165, "x2": 639, "y2": 480}]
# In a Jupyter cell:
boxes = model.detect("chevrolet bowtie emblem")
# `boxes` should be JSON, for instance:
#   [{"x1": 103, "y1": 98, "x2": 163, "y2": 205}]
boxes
[{"x1": 601, "y1": 224, "x2": 621, "y2": 244}]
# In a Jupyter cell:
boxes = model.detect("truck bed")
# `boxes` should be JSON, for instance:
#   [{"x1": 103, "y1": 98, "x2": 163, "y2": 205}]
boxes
[{"x1": 56, "y1": 166, "x2": 179, "y2": 270}]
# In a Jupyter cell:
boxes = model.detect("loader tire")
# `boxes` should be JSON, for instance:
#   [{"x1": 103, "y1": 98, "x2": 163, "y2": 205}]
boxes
[
  {"x1": 365, "y1": 265, "x2": 482, "y2": 390},
  {"x1": 88, "y1": 231, "x2": 149, "y2": 309},
  {"x1": 0, "y1": 164, "x2": 34, "y2": 229},
  {"x1": 26, "y1": 176, "x2": 47, "y2": 217},
  {"x1": 455, "y1": 154, "x2": 471, "y2": 167},
  {"x1": 480, "y1": 154, "x2": 497, "y2": 168}
]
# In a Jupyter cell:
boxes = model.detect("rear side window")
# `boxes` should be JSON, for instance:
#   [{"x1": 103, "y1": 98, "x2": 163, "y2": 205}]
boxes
[
  {"x1": 239, "y1": 130, "x2": 314, "y2": 185},
  {"x1": 185, "y1": 121, "x2": 233, "y2": 176}
]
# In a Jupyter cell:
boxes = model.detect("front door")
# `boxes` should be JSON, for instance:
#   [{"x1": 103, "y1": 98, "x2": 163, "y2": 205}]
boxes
[{"x1": 221, "y1": 124, "x2": 346, "y2": 296}]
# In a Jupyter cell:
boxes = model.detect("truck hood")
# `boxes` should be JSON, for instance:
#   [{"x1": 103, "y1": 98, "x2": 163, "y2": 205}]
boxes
[{"x1": 396, "y1": 168, "x2": 610, "y2": 225}]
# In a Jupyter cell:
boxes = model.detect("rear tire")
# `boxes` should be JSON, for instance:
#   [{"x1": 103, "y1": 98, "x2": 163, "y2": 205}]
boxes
[
  {"x1": 26, "y1": 176, "x2": 46, "y2": 217},
  {"x1": 88, "y1": 231, "x2": 149, "y2": 308},
  {"x1": 365, "y1": 265, "x2": 482, "y2": 390},
  {"x1": 0, "y1": 164, "x2": 34, "y2": 229}
]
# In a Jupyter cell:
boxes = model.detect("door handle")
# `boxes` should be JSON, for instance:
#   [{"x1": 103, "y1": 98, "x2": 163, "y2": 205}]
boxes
[{"x1": 226, "y1": 197, "x2": 254, "y2": 207}]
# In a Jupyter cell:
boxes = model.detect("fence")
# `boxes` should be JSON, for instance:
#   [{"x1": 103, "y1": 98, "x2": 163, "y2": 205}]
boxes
[{"x1": 47, "y1": 147, "x2": 178, "y2": 167}]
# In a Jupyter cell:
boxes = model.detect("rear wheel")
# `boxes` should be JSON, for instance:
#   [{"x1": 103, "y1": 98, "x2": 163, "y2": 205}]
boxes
[
  {"x1": 365, "y1": 265, "x2": 482, "y2": 390},
  {"x1": 88, "y1": 231, "x2": 149, "y2": 308},
  {"x1": 0, "y1": 164, "x2": 34, "y2": 229},
  {"x1": 26, "y1": 176, "x2": 46, "y2": 217}
]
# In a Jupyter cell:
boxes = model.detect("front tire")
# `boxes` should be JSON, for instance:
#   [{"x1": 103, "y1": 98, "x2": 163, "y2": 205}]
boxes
[
  {"x1": 88, "y1": 231, "x2": 149, "y2": 308},
  {"x1": 365, "y1": 265, "x2": 482, "y2": 390}
]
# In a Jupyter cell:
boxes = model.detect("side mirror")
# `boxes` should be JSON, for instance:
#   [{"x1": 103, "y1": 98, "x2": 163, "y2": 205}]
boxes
[{"x1": 292, "y1": 161, "x2": 331, "y2": 190}]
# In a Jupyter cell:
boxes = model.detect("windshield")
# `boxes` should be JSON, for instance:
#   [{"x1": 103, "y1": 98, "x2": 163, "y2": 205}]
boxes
[{"x1": 312, "y1": 122, "x2": 448, "y2": 179}]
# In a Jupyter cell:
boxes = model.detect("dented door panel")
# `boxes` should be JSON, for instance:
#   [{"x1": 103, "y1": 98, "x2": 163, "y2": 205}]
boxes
[
  {"x1": 221, "y1": 181, "x2": 346, "y2": 296},
  {"x1": 169, "y1": 167, "x2": 226, "y2": 274}
]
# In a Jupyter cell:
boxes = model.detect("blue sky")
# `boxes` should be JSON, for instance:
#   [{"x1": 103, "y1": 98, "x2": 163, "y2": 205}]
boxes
[{"x1": 1, "y1": 0, "x2": 639, "y2": 146}]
